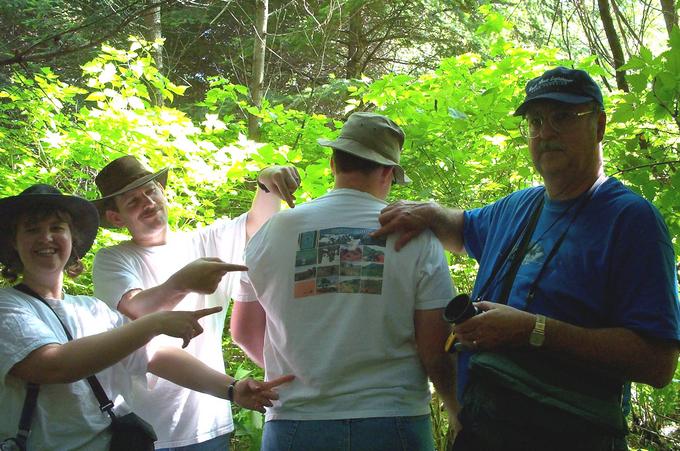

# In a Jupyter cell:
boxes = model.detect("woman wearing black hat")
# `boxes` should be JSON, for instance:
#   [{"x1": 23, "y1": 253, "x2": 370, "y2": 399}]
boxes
[{"x1": 0, "y1": 184, "x2": 292, "y2": 450}]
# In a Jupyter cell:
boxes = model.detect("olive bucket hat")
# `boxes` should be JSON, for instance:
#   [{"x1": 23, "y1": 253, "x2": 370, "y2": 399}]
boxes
[
  {"x1": 0, "y1": 184, "x2": 99, "y2": 267},
  {"x1": 92, "y1": 155, "x2": 169, "y2": 227},
  {"x1": 317, "y1": 112, "x2": 411, "y2": 184}
]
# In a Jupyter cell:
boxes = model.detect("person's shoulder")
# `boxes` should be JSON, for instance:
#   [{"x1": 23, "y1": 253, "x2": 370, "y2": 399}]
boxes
[
  {"x1": 478, "y1": 186, "x2": 543, "y2": 215},
  {"x1": 603, "y1": 178, "x2": 661, "y2": 215},
  {"x1": 602, "y1": 178, "x2": 672, "y2": 238},
  {"x1": 96, "y1": 238, "x2": 135, "y2": 253},
  {"x1": 503, "y1": 186, "x2": 544, "y2": 203},
  {"x1": 0, "y1": 286, "x2": 18, "y2": 302},
  {"x1": 391, "y1": 228, "x2": 444, "y2": 255},
  {"x1": 93, "y1": 240, "x2": 134, "y2": 263}
]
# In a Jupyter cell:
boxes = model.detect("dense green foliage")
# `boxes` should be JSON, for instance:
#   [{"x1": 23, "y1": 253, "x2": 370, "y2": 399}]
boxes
[{"x1": 1, "y1": 6, "x2": 679, "y2": 450}]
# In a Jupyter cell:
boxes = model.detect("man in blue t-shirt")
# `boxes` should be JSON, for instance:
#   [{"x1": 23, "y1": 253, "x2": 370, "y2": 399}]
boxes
[{"x1": 374, "y1": 67, "x2": 680, "y2": 450}]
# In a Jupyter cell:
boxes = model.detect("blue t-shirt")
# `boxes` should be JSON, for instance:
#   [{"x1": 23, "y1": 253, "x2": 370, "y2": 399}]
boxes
[{"x1": 458, "y1": 177, "x2": 680, "y2": 395}]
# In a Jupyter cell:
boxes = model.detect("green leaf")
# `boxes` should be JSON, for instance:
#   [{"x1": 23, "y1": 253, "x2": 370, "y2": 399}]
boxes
[{"x1": 85, "y1": 92, "x2": 107, "y2": 102}]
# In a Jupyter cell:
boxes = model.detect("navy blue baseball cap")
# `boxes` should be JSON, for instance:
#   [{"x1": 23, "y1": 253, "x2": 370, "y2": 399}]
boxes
[{"x1": 514, "y1": 67, "x2": 604, "y2": 116}]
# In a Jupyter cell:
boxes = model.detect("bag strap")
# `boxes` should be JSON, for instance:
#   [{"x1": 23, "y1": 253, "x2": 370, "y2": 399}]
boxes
[
  {"x1": 9, "y1": 383, "x2": 39, "y2": 450},
  {"x1": 13, "y1": 284, "x2": 116, "y2": 419}
]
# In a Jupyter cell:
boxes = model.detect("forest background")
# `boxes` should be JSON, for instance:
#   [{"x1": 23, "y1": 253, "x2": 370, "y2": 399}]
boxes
[{"x1": 1, "y1": 1, "x2": 679, "y2": 450}]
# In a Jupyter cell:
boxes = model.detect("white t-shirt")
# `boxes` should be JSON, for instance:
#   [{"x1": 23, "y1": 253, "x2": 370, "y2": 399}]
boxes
[
  {"x1": 92, "y1": 214, "x2": 252, "y2": 448},
  {"x1": 242, "y1": 189, "x2": 455, "y2": 421},
  {"x1": 0, "y1": 288, "x2": 148, "y2": 451}
]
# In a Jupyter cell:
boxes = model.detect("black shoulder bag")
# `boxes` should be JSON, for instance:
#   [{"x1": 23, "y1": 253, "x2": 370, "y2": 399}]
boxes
[
  {"x1": 462, "y1": 186, "x2": 627, "y2": 448},
  {"x1": 12, "y1": 284, "x2": 157, "y2": 451}
]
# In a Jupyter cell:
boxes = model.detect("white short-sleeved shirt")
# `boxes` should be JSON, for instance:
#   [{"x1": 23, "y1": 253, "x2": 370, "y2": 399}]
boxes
[
  {"x1": 0, "y1": 288, "x2": 148, "y2": 451},
  {"x1": 242, "y1": 189, "x2": 455, "y2": 421},
  {"x1": 92, "y1": 214, "x2": 253, "y2": 448}
]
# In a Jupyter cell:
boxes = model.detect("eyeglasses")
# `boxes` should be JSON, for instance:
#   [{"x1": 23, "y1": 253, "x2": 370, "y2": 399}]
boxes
[{"x1": 519, "y1": 110, "x2": 596, "y2": 139}]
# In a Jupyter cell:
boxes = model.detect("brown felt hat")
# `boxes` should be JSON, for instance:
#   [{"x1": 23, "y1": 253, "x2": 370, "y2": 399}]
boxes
[{"x1": 92, "y1": 155, "x2": 169, "y2": 227}]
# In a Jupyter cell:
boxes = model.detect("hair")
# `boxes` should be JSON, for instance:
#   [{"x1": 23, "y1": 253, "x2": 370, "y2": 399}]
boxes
[
  {"x1": 100, "y1": 197, "x2": 118, "y2": 213},
  {"x1": 1, "y1": 204, "x2": 85, "y2": 282},
  {"x1": 332, "y1": 149, "x2": 386, "y2": 175}
]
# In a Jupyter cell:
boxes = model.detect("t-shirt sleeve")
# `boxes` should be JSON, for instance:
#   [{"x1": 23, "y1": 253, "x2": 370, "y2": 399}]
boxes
[
  {"x1": 608, "y1": 201, "x2": 680, "y2": 343},
  {"x1": 463, "y1": 205, "x2": 492, "y2": 261},
  {"x1": 235, "y1": 271, "x2": 258, "y2": 302},
  {"x1": 414, "y1": 232, "x2": 456, "y2": 310},
  {"x1": 239, "y1": 215, "x2": 274, "y2": 303},
  {"x1": 93, "y1": 247, "x2": 143, "y2": 310},
  {"x1": 0, "y1": 298, "x2": 60, "y2": 384}
]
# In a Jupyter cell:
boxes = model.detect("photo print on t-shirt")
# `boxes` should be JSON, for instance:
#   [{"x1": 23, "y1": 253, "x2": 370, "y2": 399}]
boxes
[{"x1": 294, "y1": 227, "x2": 387, "y2": 298}]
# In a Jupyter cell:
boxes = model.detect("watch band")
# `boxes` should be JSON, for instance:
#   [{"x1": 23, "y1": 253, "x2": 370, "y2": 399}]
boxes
[
  {"x1": 257, "y1": 180, "x2": 270, "y2": 193},
  {"x1": 227, "y1": 379, "x2": 238, "y2": 402}
]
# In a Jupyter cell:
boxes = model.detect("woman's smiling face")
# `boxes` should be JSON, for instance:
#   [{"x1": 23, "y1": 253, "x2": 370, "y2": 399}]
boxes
[{"x1": 15, "y1": 212, "x2": 73, "y2": 277}]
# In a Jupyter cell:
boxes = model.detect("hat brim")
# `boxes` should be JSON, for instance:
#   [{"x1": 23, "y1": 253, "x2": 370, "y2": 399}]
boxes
[
  {"x1": 514, "y1": 93, "x2": 599, "y2": 116},
  {"x1": 92, "y1": 168, "x2": 169, "y2": 228},
  {"x1": 0, "y1": 193, "x2": 99, "y2": 267},
  {"x1": 317, "y1": 137, "x2": 411, "y2": 184}
]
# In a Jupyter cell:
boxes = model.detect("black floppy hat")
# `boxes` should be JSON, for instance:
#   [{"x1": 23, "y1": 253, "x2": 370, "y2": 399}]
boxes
[{"x1": 0, "y1": 184, "x2": 99, "y2": 266}]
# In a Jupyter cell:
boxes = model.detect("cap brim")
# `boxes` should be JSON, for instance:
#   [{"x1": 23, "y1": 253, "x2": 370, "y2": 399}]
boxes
[
  {"x1": 93, "y1": 168, "x2": 169, "y2": 228},
  {"x1": 317, "y1": 137, "x2": 410, "y2": 185},
  {"x1": 513, "y1": 93, "x2": 598, "y2": 116},
  {"x1": 0, "y1": 194, "x2": 99, "y2": 266}
]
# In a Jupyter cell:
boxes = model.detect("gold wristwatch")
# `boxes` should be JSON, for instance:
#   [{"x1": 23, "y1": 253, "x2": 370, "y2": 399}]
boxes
[{"x1": 529, "y1": 314, "x2": 546, "y2": 347}]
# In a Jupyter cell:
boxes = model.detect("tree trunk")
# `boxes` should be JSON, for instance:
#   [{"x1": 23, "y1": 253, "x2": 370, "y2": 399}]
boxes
[
  {"x1": 248, "y1": 0, "x2": 268, "y2": 141},
  {"x1": 144, "y1": 0, "x2": 163, "y2": 106},
  {"x1": 597, "y1": 0, "x2": 628, "y2": 92},
  {"x1": 346, "y1": 3, "x2": 365, "y2": 79},
  {"x1": 660, "y1": 0, "x2": 678, "y2": 38}
]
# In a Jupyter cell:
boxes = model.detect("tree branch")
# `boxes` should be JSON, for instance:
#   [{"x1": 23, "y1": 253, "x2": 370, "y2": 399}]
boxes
[{"x1": 0, "y1": 0, "x2": 178, "y2": 66}]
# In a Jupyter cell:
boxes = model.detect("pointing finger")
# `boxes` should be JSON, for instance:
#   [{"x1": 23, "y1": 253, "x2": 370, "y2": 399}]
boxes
[
  {"x1": 215, "y1": 263, "x2": 248, "y2": 273},
  {"x1": 193, "y1": 306, "x2": 223, "y2": 319},
  {"x1": 262, "y1": 374, "x2": 295, "y2": 389},
  {"x1": 276, "y1": 180, "x2": 296, "y2": 209}
]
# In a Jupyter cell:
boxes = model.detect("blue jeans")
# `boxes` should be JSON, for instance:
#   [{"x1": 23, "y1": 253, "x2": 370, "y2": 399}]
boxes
[
  {"x1": 157, "y1": 433, "x2": 230, "y2": 451},
  {"x1": 261, "y1": 415, "x2": 434, "y2": 451}
]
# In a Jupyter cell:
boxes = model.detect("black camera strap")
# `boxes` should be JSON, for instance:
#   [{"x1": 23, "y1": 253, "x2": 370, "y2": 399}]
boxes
[
  {"x1": 474, "y1": 190, "x2": 545, "y2": 302},
  {"x1": 496, "y1": 195, "x2": 544, "y2": 304},
  {"x1": 13, "y1": 284, "x2": 117, "y2": 420}
]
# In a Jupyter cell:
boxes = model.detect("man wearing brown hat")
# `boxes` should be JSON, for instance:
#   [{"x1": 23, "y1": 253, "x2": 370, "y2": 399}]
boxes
[
  {"x1": 232, "y1": 112, "x2": 458, "y2": 450},
  {"x1": 91, "y1": 155, "x2": 300, "y2": 450},
  {"x1": 374, "y1": 67, "x2": 680, "y2": 449}
]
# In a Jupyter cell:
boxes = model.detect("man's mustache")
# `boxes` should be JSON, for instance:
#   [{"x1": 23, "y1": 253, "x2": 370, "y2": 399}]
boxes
[
  {"x1": 141, "y1": 205, "x2": 162, "y2": 217},
  {"x1": 537, "y1": 141, "x2": 564, "y2": 153}
]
